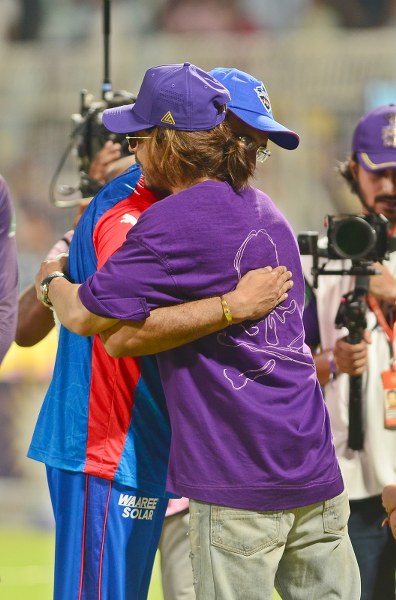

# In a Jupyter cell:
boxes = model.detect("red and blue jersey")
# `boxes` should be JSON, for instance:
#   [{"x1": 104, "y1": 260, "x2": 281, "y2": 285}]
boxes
[{"x1": 28, "y1": 165, "x2": 171, "y2": 497}]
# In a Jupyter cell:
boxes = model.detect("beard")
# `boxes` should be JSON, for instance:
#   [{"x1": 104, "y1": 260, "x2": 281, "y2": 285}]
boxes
[
  {"x1": 356, "y1": 181, "x2": 396, "y2": 224},
  {"x1": 135, "y1": 157, "x2": 171, "y2": 199}
]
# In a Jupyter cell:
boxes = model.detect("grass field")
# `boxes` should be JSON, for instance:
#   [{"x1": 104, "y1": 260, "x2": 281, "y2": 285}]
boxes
[
  {"x1": 0, "y1": 527, "x2": 163, "y2": 600},
  {"x1": 0, "y1": 527, "x2": 281, "y2": 599}
]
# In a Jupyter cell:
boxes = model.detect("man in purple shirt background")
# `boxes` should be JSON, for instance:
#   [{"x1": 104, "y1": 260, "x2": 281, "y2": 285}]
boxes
[
  {"x1": 35, "y1": 63, "x2": 360, "y2": 599},
  {"x1": 0, "y1": 175, "x2": 18, "y2": 364}
]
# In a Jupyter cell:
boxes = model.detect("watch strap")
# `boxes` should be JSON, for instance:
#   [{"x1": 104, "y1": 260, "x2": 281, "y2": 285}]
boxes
[{"x1": 40, "y1": 271, "x2": 68, "y2": 308}]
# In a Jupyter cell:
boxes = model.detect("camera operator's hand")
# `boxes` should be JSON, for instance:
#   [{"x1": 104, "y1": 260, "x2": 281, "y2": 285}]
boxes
[
  {"x1": 88, "y1": 140, "x2": 122, "y2": 186},
  {"x1": 369, "y1": 262, "x2": 396, "y2": 306},
  {"x1": 382, "y1": 484, "x2": 396, "y2": 515},
  {"x1": 387, "y1": 510, "x2": 396, "y2": 539},
  {"x1": 333, "y1": 332, "x2": 370, "y2": 376},
  {"x1": 104, "y1": 156, "x2": 135, "y2": 184},
  {"x1": 382, "y1": 484, "x2": 396, "y2": 539},
  {"x1": 224, "y1": 265, "x2": 293, "y2": 323}
]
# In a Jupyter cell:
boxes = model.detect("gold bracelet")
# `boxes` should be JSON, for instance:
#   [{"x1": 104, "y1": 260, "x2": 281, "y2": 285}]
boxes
[{"x1": 220, "y1": 295, "x2": 233, "y2": 324}]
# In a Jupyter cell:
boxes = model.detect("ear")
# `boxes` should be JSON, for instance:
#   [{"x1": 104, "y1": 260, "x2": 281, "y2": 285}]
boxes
[{"x1": 350, "y1": 159, "x2": 359, "y2": 182}]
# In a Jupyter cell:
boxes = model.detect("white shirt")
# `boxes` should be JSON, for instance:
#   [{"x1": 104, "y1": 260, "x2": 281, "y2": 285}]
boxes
[{"x1": 303, "y1": 252, "x2": 396, "y2": 499}]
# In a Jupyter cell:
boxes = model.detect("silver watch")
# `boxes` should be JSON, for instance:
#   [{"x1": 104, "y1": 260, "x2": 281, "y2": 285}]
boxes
[{"x1": 40, "y1": 271, "x2": 68, "y2": 308}]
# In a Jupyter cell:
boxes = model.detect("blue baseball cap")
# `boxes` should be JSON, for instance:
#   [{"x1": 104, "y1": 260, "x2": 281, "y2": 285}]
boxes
[
  {"x1": 210, "y1": 67, "x2": 300, "y2": 150},
  {"x1": 103, "y1": 63, "x2": 230, "y2": 134}
]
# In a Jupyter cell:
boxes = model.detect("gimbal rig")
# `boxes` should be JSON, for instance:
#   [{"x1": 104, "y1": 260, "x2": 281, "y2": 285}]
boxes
[
  {"x1": 299, "y1": 214, "x2": 396, "y2": 450},
  {"x1": 334, "y1": 276, "x2": 369, "y2": 450}
]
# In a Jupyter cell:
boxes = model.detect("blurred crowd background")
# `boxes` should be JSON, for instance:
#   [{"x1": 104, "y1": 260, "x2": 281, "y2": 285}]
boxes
[{"x1": 1, "y1": 0, "x2": 396, "y2": 529}]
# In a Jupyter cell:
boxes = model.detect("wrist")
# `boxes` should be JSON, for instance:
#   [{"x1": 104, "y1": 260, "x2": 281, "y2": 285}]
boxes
[
  {"x1": 327, "y1": 350, "x2": 337, "y2": 382},
  {"x1": 220, "y1": 291, "x2": 247, "y2": 325},
  {"x1": 40, "y1": 271, "x2": 69, "y2": 308}
]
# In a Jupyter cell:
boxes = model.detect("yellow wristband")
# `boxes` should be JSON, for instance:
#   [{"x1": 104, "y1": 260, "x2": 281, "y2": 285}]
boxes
[{"x1": 220, "y1": 295, "x2": 233, "y2": 324}]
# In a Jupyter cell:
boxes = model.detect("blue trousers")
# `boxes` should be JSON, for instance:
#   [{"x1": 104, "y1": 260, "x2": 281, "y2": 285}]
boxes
[
  {"x1": 349, "y1": 495, "x2": 396, "y2": 600},
  {"x1": 46, "y1": 466, "x2": 168, "y2": 600}
]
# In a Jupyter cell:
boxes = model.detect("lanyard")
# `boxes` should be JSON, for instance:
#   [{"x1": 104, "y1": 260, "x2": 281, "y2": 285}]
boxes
[{"x1": 367, "y1": 293, "x2": 396, "y2": 361}]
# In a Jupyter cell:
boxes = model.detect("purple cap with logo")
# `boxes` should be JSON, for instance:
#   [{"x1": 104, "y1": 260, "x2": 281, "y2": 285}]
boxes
[
  {"x1": 102, "y1": 62, "x2": 230, "y2": 133},
  {"x1": 352, "y1": 105, "x2": 396, "y2": 171},
  {"x1": 209, "y1": 67, "x2": 299, "y2": 150}
]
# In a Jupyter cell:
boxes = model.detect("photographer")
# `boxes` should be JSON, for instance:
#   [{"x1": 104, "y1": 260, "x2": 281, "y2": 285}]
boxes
[{"x1": 303, "y1": 105, "x2": 396, "y2": 600}]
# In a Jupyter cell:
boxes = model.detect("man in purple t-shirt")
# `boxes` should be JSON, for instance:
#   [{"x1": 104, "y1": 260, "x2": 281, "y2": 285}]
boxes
[
  {"x1": 0, "y1": 175, "x2": 18, "y2": 364},
  {"x1": 35, "y1": 63, "x2": 360, "y2": 599}
]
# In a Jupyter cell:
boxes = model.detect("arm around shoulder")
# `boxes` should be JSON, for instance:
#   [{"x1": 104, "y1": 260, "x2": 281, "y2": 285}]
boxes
[{"x1": 101, "y1": 265, "x2": 293, "y2": 357}]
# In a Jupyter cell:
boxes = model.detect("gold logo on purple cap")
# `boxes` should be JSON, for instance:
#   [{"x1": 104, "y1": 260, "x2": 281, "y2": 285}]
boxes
[
  {"x1": 161, "y1": 111, "x2": 176, "y2": 125},
  {"x1": 254, "y1": 84, "x2": 271, "y2": 113},
  {"x1": 382, "y1": 114, "x2": 396, "y2": 148}
]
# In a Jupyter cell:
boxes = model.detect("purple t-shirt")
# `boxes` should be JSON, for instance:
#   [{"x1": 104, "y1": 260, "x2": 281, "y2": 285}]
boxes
[
  {"x1": 79, "y1": 181, "x2": 343, "y2": 510},
  {"x1": 0, "y1": 176, "x2": 18, "y2": 364}
]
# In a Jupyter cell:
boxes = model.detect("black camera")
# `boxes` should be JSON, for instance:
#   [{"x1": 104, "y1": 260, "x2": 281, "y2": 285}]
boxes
[
  {"x1": 298, "y1": 213, "x2": 396, "y2": 287},
  {"x1": 298, "y1": 213, "x2": 394, "y2": 262},
  {"x1": 326, "y1": 213, "x2": 391, "y2": 262},
  {"x1": 71, "y1": 89, "x2": 135, "y2": 197}
]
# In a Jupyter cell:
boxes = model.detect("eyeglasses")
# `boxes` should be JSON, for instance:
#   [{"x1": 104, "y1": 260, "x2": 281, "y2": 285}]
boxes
[
  {"x1": 125, "y1": 135, "x2": 152, "y2": 150},
  {"x1": 238, "y1": 136, "x2": 271, "y2": 163}
]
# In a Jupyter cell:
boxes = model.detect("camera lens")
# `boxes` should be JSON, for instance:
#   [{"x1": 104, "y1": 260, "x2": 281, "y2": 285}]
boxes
[{"x1": 331, "y1": 216, "x2": 376, "y2": 260}]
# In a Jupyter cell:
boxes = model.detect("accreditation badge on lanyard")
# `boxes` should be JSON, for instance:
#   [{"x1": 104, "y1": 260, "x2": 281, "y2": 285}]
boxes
[{"x1": 369, "y1": 294, "x2": 396, "y2": 429}]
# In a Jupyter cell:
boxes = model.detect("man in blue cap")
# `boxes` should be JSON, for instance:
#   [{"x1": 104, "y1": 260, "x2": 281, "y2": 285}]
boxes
[
  {"x1": 210, "y1": 66, "x2": 299, "y2": 151},
  {"x1": 35, "y1": 63, "x2": 360, "y2": 600}
]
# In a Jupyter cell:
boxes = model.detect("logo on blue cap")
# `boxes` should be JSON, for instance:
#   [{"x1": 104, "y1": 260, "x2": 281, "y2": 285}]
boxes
[{"x1": 254, "y1": 84, "x2": 271, "y2": 113}]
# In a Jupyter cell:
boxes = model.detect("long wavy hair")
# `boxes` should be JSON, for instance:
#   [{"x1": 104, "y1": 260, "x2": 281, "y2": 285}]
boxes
[{"x1": 145, "y1": 120, "x2": 255, "y2": 192}]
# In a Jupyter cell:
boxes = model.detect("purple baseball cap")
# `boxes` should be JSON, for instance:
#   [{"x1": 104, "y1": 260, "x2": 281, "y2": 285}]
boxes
[
  {"x1": 209, "y1": 67, "x2": 299, "y2": 150},
  {"x1": 352, "y1": 104, "x2": 396, "y2": 171},
  {"x1": 102, "y1": 62, "x2": 230, "y2": 133}
]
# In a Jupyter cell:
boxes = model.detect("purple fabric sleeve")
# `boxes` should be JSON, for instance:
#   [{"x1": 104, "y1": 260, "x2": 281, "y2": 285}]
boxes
[
  {"x1": 77, "y1": 234, "x2": 154, "y2": 320},
  {"x1": 78, "y1": 219, "x2": 182, "y2": 321},
  {"x1": 0, "y1": 176, "x2": 18, "y2": 363},
  {"x1": 78, "y1": 281, "x2": 150, "y2": 321}
]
